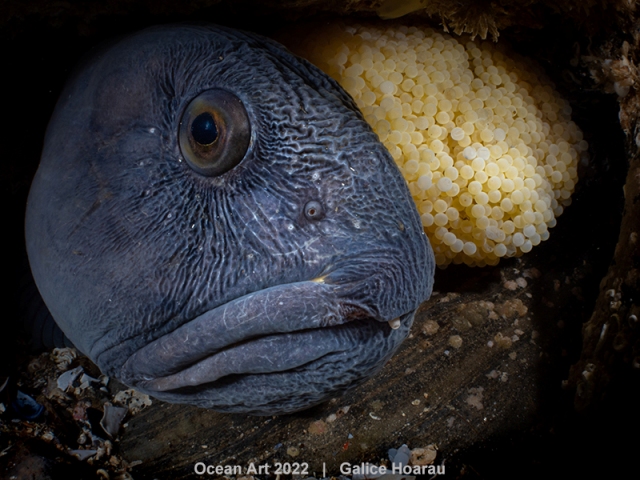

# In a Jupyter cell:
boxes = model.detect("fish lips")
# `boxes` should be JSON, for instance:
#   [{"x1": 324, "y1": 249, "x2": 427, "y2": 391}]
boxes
[{"x1": 119, "y1": 280, "x2": 414, "y2": 414}]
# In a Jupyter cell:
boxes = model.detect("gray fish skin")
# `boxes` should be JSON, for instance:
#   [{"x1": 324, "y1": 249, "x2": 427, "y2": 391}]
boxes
[{"x1": 25, "y1": 25, "x2": 435, "y2": 414}]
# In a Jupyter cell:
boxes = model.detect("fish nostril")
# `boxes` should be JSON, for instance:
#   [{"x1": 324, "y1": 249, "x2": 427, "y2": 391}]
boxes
[{"x1": 304, "y1": 200, "x2": 324, "y2": 221}]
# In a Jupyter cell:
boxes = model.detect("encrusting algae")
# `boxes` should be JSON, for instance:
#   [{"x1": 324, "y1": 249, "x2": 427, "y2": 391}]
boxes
[{"x1": 287, "y1": 23, "x2": 588, "y2": 267}]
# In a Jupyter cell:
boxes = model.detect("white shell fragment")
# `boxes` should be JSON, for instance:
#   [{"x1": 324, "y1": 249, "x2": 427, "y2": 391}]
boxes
[
  {"x1": 100, "y1": 404, "x2": 128, "y2": 438},
  {"x1": 79, "y1": 373, "x2": 101, "y2": 390},
  {"x1": 69, "y1": 449, "x2": 97, "y2": 461},
  {"x1": 56, "y1": 366, "x2": 83, "y2": 391}
]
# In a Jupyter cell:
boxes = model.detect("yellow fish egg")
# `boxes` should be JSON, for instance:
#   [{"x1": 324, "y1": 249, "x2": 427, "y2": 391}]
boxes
[{"x1": 287, "y1": 22, "x2": 588, "y2": 267}]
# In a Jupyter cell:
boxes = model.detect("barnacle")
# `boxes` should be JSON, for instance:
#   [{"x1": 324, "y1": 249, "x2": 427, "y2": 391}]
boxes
[{"x1": 289, "y1": 23, "x2": 588, "y2": 266}]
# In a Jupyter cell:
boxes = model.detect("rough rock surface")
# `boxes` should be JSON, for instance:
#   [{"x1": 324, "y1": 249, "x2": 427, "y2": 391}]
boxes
[{"x1": 568, "y1": 27, "x2": 640, "y2": 412}]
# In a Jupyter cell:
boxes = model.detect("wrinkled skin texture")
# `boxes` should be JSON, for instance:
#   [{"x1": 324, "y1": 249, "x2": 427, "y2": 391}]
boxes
[{"x1": 26, "y1": 25, "x2": 435, "y2": 414}]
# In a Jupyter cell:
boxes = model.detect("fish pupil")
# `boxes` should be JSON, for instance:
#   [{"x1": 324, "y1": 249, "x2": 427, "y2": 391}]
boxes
[{"x1": 191, "y1": 112, "x2": 218, "y2": 145}]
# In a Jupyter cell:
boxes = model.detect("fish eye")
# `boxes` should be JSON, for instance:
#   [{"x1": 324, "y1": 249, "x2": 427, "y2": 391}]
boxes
[{"x1": 179, "y1": 89, "x2": 251, "y2": 176}]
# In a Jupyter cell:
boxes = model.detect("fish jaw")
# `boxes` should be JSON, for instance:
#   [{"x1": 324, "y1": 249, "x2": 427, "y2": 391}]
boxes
[{"x1": 117, "y1": 281, "x2": 415, "y2": 414}]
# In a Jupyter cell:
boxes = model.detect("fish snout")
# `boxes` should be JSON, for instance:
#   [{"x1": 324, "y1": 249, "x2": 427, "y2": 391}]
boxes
[{"x1": 316, "y1": 217, "x2": 435, "y2": 329}]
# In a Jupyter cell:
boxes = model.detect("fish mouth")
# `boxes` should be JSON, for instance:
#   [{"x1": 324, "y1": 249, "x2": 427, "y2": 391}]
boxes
[{"x1": 119, "y1": 280, "x2": 414, "y2": 413}]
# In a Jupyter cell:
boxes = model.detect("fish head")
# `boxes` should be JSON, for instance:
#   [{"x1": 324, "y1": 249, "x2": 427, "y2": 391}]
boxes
[{"x1": 25, "y1": 25, "x2": 435, "y2": 414}]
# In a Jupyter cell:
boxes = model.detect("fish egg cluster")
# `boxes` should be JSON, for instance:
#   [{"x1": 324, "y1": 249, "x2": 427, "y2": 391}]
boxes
[{"x1": 291, "y1": 23, "x2": 587, "y2": 266}]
